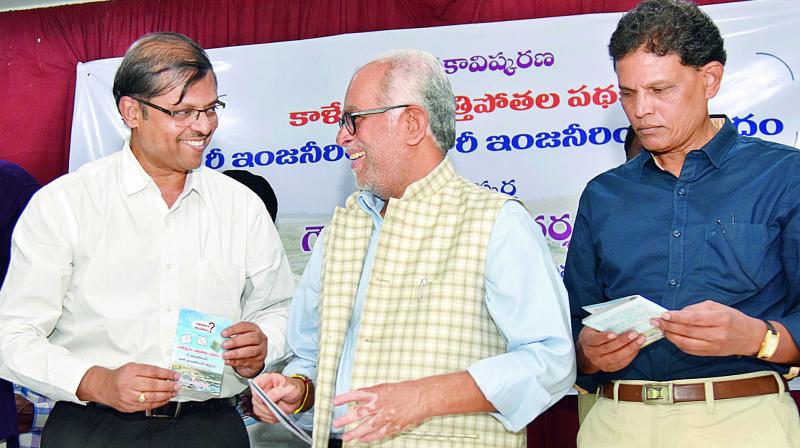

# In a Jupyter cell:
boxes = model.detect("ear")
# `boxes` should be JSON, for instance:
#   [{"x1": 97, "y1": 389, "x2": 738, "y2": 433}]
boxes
[
  {"x1": 701, "y1": 61, "x2": 724, "y2": 100},
  {"x1": 403, "y1": 105, "x2": 429, "y2": 147},
  {"x1": 118, "y1": 96, "x2": 142, "y2": 128}
]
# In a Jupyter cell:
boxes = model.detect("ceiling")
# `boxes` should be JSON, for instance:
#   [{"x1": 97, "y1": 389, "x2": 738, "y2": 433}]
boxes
[{"x1": 0, "y1": 0, "x2": 107, "y2": 12}]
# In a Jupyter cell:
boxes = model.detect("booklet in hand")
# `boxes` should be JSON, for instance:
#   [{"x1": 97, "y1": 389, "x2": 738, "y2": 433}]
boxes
[
  {"x1": 170, "y1": 308, "x2": 232, "y2": 396},
  {"x1": 582, "y1": 295, "x2": 668, "y2": 347},
  {"x1": 248, "y1": 379, "x2": 312, "y2": 445}
]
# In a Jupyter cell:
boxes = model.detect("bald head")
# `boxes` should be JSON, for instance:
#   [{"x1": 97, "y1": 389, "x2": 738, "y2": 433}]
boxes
[{"x1": 113, "y1": 32, "x2": 215, "y2": 109}]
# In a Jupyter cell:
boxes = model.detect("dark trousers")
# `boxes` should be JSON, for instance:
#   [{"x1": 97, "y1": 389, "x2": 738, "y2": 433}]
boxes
[{"x1": 41, "y1": 401, "x2": 249, "y2": 448}]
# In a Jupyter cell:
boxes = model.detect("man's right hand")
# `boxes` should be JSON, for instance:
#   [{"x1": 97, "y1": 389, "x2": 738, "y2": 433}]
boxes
[
  {"x1": 576, "y1": 327, "x2": 644, "y2": 374},
  {"x1": 250, "y1": 373, "x2": 306, "y2": 424},
  {"x1": 76, "y1": 363, "x2": 180, "y2": 412}
]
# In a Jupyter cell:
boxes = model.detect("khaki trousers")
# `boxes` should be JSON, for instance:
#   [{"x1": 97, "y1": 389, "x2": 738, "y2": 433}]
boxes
[{"x1": 578, "y1": 371, "x2": 800, "y2": 448}]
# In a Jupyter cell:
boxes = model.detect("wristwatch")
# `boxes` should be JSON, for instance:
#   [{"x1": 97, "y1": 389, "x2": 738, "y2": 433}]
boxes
[{"x1": 756, "y1": 320, "x2": 779, "y2": 360}]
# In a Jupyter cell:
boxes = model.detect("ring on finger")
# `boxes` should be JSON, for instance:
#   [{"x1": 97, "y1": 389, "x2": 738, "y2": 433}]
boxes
[{"x1": 138, "y1": 392, "x2": 147, "y2": 403}]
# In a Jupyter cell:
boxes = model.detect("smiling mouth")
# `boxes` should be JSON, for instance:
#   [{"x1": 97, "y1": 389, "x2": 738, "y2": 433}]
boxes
[
  {"x1": 349, "y1": 150, "x2": 366, "y2": 160},
  {"x1": 180, "y1": 139, "x2": 206, "y2": 148}
]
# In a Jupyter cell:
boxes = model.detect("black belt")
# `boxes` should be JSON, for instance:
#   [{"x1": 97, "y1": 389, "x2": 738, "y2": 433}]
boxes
[{"x1": 89, "y1": 397, "x2": 237, "y2": 419}]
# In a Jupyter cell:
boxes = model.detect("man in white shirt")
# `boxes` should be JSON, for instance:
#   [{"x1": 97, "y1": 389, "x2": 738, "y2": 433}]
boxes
[{"x1": 0, "y1": 32, "x2": 295, "y2": 448}]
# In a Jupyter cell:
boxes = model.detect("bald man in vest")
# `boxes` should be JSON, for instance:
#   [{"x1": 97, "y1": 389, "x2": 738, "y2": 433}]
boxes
[{"x1": 250, "y1": 49, "x2": 576, "y2": 448}]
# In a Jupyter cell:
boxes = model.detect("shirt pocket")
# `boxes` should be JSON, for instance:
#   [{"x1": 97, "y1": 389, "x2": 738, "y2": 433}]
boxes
[
  {"x1": 197, "y1": 258, "x2": 243, "y2": 321},
  {"x1": 700, "y1": 222, "x2": 781, "y2": 304}
]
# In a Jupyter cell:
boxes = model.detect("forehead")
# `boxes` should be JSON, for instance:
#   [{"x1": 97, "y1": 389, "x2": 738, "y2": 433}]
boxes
[
  {"x1": 615, "y1": 50, "x2": 693, "y2": 86},
  {"x1": 156, "y1": 72, "x2": 218, "y2": 106},
  {"x1": 343, "y1": 62, "x2": 387, "y2": 110}
]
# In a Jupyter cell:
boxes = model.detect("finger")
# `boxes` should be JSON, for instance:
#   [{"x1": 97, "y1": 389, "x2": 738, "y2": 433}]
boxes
[
  {"x1": 580, "y1": 327, "x2": 618, "y2": 346},
  {"x1": 333, "y1": 405, "x2": 374, "y2": 428},
  {"x1": 266, "y1": 384, "x2": 295, "y2": 403},
  {"x1": 654, "y1": 318, "x2": 718, "y2": 340},
  {"x1": 132, "y1": 364, "x2": 181, "y2": 381},
  {"x1": 333, "y1": 389, "x2": 376, "y2": 407},
  {"x1": 223, "y1": 344, "x2": 265, "y2": 361},
  {"x1": 663, "y1": 331, "x2": 715, "y2": 355},
  {"x1": 342, "y1": 416, "x2": 380, "y2": 442},
  {"x1": 594, "y1": 335, "x2": 643, "y2": 371},
  {"x1": 660, "y1": 309, "x2": 721, "y2": 327},
  {"x1": 222, "y1": 321, "x2": 259, "y2": 338},
  {"x1": 137, "y1": 377, "x2": 182, "y2": 393},
  {"x1": 252, "y1": 373, "x2": 285, "y2": 389},
  {"x1": 222, "y1": 331, "x2": 264, "y2": 351},
  {"x1": 251, "y1": 398, "x2": 278, "y2": 424},
  {"x1": 587, "y1": 331, "x2": 640, "y2": 355},
  {"x1": 139, "y1": 392, "x2": 177, "y2": 407},
  {"x1": 604, "y1": 344, "x2": 641, "y2": 371}
]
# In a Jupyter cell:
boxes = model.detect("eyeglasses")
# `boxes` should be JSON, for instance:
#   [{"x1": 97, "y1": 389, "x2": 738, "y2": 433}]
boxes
[
  {"x1": 133, "y1": 97, "x2": 226, "y2": 125},
  {"x1": 338, "y1": 104, "x2": 410, "y2": 135}
]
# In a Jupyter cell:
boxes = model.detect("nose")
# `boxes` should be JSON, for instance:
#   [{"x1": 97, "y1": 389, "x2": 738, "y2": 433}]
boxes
[
  {"x1": 631, "y1": 91, "x2": 653, "y2": 119},
  {"x1": 189, "y1": 111, "x2": 214, "y2": 134},
  {"x1": 335, "y1": 124, "x2": 353, "y2": 147}
]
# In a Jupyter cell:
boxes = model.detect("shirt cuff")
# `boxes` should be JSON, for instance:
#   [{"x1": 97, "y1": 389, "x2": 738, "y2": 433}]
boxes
[{"x1": 467, "y1": 355, "x2": 551, "y2": 432}]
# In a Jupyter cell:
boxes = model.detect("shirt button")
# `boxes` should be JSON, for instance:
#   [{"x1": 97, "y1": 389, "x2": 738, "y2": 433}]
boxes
[
  {"x1": 669, "y1": 279, "x2": 678, "y2": 287},
  {"x1": 166, "y1": 263, "x2": 172, "y2": 270},
  {"x1": 672, "y1": 230, "x2": 681, "y2": 238},
  {"x1": 166, "y1": 306, "x2": 173, "y2": 312},
  {"x1": 677, "y1": 188, "x2": 686, "y2": 195}
]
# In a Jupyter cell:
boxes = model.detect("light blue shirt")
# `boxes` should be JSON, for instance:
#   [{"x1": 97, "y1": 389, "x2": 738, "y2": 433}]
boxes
[{"x1": 284, "y1": 191, "x2": 576, "y2": 433}]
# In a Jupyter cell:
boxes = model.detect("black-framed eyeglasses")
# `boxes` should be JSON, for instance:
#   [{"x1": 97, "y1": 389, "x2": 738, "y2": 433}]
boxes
[
  {"x1": 133, "y1": 97, "x2": 226, "y2": 126},
  {"x1": 338, "y1": 104, "x2": 410, "y2": 135}
]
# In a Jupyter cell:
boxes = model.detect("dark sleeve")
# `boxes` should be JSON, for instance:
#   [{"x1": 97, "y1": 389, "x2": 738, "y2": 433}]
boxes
[
  {"x1": 0, "y1": 167, "x2": 40, "y2": 286},
  {"x1": 774, "y1": 155, "x2": 800, "y2": 357},
  {"x1": 563, "y1": 185, "x2": 605, "y2": 344}
]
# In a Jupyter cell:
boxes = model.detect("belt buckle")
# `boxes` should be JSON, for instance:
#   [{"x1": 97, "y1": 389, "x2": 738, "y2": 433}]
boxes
[
  {"x1": 145, "y1": 402, "x2": 182, "y2": 418},
  {"x1": 641, "y1": 383, "x2": 673, "y2": 405}
]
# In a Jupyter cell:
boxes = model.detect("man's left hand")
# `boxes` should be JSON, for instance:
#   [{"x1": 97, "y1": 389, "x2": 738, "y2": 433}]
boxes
[
  {"x1": 222, "y1": 322, "x2": 268, "y2": 378},
  {"x1": 653, "y1": 300, "x2": 763, "y2": 357},
  {"x1": 332, "y1": 380, "x2": 427, "y2": 443}
]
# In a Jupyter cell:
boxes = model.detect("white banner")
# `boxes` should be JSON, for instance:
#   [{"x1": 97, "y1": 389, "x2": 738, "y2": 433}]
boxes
[{"x1": 70, "y1": 0, "x2": 800, "y2": 280}]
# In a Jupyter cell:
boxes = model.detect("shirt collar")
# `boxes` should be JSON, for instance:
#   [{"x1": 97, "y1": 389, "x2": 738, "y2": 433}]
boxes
[
  {"x1": 120, "y1": 137, "x2": 204, "y2": 200},
  {"x1": 356, "y1": 190, "x2": 386, "y2": 223},
  {"x1": 638, "y1": 115, "x2": 737, "y2": 177}
]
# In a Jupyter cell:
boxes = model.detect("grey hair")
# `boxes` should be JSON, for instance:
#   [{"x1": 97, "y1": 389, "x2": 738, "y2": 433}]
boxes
[
  {"x1": 112, "y1": 32, "x2": 215, "y2": 110},
  {"x1": 372, "y1": 49, "x2": 456, "y2": 154}
]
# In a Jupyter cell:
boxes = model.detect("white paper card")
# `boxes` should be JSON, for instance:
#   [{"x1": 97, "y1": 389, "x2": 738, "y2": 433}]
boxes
[{"x1": 582, "y1": 295, "x2": 668, "y2": 347}]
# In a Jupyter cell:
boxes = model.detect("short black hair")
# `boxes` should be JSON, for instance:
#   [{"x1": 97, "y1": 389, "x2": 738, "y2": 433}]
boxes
[
  {"x1": 609, "y1": 0, "x2": 726, "y2": 68},
  {"x1": 113, "y1": 32, "x2": 214, "y2": 108},
  {"x1": 223, "y1": 170, "x2": 279, "y2": 222}
]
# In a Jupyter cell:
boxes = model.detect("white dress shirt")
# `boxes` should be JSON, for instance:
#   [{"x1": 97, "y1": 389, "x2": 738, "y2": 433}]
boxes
[{"x1": 0, "y1": 140, "x2": 295, "y2": 403}]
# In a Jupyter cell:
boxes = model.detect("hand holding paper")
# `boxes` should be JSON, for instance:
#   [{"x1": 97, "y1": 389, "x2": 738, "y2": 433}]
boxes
[
  {"x1": 577, "y1": 295, "x2": 667, "y2": 374},
  {"x1": 249, "y1": 373, "x2": 305, "y2": 423},
  {"x1": 248, "y1": 377, "x2": 312, "y2": 445}
]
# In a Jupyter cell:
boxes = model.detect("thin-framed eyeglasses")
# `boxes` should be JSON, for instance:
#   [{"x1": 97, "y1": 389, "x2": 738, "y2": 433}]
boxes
[
  {"x1": 338, "y1": 104, "x2": 410, "y2": 135},
  {"x1": 133, "y1": 96, "x2": 226, "y2": 125}
]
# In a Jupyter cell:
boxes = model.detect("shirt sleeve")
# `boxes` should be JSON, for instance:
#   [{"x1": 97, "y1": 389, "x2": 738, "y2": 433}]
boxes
[
  {"x1": 281, "y1": 229, "x2": 325, "y2": 430},
  {"x1": 466, "y1": 201, "x2": 576, "y2": 432},
  {"x1": 774, "y1": 156, "x2": 800, "y2": 358},
  {"x1": 0, "y1": 188, "x2": 94, "y2": 403},
  {"x1": 241, "y1": 196, "x2": 296, "y2": 370}
]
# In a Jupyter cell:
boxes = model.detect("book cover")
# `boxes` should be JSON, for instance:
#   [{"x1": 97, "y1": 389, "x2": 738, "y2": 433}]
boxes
[{"x1": 170, "y1": 309, "x2": 232, "y2": 396}]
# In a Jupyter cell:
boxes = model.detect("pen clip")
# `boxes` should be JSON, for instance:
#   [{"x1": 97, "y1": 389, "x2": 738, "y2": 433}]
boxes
[{"x1": 417, "y1": 277, "x2": 428, "y2": 301}]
